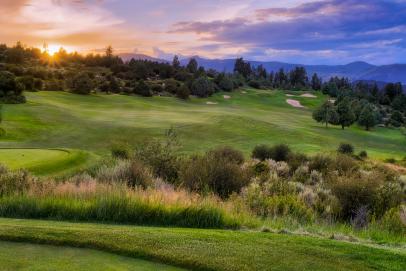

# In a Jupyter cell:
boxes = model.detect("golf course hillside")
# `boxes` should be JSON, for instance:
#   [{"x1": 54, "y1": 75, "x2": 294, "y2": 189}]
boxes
[{"x1": 1, "y1": 89, "x2": 405, "y2": 175}]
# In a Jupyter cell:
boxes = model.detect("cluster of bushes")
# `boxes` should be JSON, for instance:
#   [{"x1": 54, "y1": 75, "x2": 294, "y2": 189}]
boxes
[{"x1": 0, "y1": 140, "x2": 404, "y2": 235}]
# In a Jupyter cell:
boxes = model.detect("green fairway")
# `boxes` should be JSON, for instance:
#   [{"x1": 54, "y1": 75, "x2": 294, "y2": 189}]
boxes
[
  {"x1": 1, "y1": 90, "x2": 405, "y2": 174},
  {"x1": 0, "y1": 218, "x2": 404, "y2": 271},
  {"x1": 0, "y1": 148, "x2": 95, "y2": 176},
  {"x1": 0, "y1": 241, "x2": 184, "y2": 271}
]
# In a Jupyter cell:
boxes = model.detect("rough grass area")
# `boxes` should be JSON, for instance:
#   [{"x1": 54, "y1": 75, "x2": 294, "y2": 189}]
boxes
[
  {"x1": 0, "y1": 241, "x2": 184, "y2": 271},
  {"x1": 1, "y1": 90, "x2": 405, "y2": 175},
  {"x1": 0, "y1": 218, "x2": 404, "y2": 271}
]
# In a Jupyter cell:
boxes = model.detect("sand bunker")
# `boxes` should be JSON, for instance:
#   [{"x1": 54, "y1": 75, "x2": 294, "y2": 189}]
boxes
[
  {"x1": 206, "y1": 102, "x2": 218, "y2": 105},
  {"x1": 286, "y1": 99, "x2": 304, "y2": 108},
  {"x1": 301, "y1": 93, "x2": 317, "y2": 98},
  {"x1": 223, "y1": 95, "x2": 231, "y2": 99},
  {"x1": 329, "y1": 99, "x2": 336, "y2": 104},
  {"x1": 241, "y1": 91, "x2": 247, "y2": 94},
  {"x1": 286, "y1": 94, "x2": 295, "y2": 97}
]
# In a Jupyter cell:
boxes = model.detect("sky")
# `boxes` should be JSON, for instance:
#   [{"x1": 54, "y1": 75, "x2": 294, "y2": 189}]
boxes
[{"x1": 1, "y1": 0, "x2": 406, "y2": 64}]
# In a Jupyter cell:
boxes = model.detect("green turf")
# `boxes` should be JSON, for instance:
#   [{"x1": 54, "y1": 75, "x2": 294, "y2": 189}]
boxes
[
  {"x1": 0, "y1": 241, "x2": 184, "y2": 271},
  {"x1": 0, "y1": 218, "x2": 404, "y2": 271},
  {"x1": 1, "y1": 90, "x2": 405, "y2": 174},
  {"x1": 0, "y1": 148, "x2": 96, "y2": 176}
]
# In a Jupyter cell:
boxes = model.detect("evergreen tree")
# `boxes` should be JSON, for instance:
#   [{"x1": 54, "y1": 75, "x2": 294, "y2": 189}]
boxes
[
  {"x1": 233, "y1": 58, "x2": 251, "y2": 78},
  {"x1": 186, "y1": 58, "x2": 198, "y2": 74},
  {"x1": 312, "y1": 101, "x2": 339, "y2": 128},
  {"x1": 172, "y1": 55, "x2": 180, "y2": 69},
  {"x1": 337, "y1": 97, "x2": 356, "y2": 129},
  {"x1": 311, "y1": 73, "x2": 322, "y2": 91},
  {"x1": 358, "y1": 103, "x2": 378, "y2": 131}
]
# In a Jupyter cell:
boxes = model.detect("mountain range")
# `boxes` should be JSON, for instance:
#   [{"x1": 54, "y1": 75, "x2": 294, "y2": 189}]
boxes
[{"x1": 119, "y1": 54, "x2": 406, "y2": 85}]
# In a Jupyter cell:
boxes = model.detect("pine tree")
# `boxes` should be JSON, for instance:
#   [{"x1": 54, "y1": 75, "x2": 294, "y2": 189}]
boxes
[
  {"x1": 337, "y1": 97, "x2": 356, "y2": 130},
  {"x1": 358, "y1": 103, "x2": 378, "y2": 131},
  {"x1": 172, "y1": 55, "x2": 180, "y2": 69},
  {"x1": 312, "y1": 101, "x2": 339, "y2": 128}
]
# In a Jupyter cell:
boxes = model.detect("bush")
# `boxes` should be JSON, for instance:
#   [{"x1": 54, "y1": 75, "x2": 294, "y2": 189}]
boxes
[
  {"x1": 218, "y1": 77, "x2": 234, "y2": 92},
  {"x1": 208, "y1": 146, "x2": 245, "y2": 165},
  {"x1": 111, "y1": 143, "x2": 131, "y2": 159},
  {"x1": 176, "y1": 84, "x2": 190, "y2": 100},
  {"x1": 381, "y1": 206, "x2": 406, "y2": 234},
  {"x1": 70, "y1": 72, "x2": 94, "y2": 94},
  {"x1": 358, "y1": 150, "x2": 368, "y2": 159},
  {"x1": 331, "y1": 173, "x2": 381, "y2": 220},
  {"x1": 270, "y1": 144, "x2": 291, "y2": 162},
  {"x1": 248, "y1": 80, "x2": 261, "y2": 89},
  {"x1": 252, "y1": 144, "x2": 291, "y2": 162},
  {"x1": 333, "y1": 154, "x2": 358, "y2": 174},
  {"x1": 135, "y1": 128, "x2": 180, "y2": 183},
  {"x1": 0, "y1": 166, "x2": 34, "y2": 196},
  {"x1": 0, "y1": 71, "x2": 26, "y2": 103},
  {"x1": 163, "y1": 79, "x2": 180, "y2": 94},
  {"x1": 180, "y1": 148, "x2": 250, "y2": 198},
  {"x1": 191, "y1": 77, "x2": 214, "y2": 98},
  {"x1": 134, "y1": 80, "x2": 152, "y2": 97},
  {"x1": 252, "y1": 145, "x2": 273, "y2": 161},
  {"x1": 337, "y1": 143, "x2": 354, "y2": 155}
]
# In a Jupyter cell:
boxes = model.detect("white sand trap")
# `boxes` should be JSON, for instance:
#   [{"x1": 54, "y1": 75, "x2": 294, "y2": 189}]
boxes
[
  {"x1": 241, "y1": 91, "x2": 247, "y2": 94},
  {"x1": 286, "y1": 99, "x2": 304, "y2": 108},
  {"x1": 206, "y1": 102, "x2": 218, "y2": 105},
  {"x1": 300, "y1": 93, "x2": 317, "y2": 98},
  {"x1": 286, "y1": 94, "x2": 295, "y2": 97},
  {"x1": 223, "y1": 95, "x2": 231, "y2": 99},
  {"x1": 329, "y1": 99, "x2": 336, "y2": 104}
]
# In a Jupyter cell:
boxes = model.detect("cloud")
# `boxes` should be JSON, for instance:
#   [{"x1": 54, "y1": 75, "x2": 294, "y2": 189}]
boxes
[
  {"x1": 0, "y1": 0, "x2": 132, "y2": 50},
  {"x1": 169, "y1": 0, "x2": 406, "y2": 64}
]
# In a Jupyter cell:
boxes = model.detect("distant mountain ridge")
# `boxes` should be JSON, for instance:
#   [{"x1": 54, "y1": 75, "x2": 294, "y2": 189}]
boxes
[{"x1": 119, "y1": 54, "x2": 406, "y2": 84}]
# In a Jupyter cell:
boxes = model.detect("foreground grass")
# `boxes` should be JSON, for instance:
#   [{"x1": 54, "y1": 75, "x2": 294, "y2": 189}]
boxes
[
  {"x1": 0, "y1": 241, "x2": 184, "y2": 271},
  {"x1": 0, "y1": 218, "x2": 404, "y2": 271},
  {"x1": 1, "y1": 90, "x2": 405, "y2": 174}
]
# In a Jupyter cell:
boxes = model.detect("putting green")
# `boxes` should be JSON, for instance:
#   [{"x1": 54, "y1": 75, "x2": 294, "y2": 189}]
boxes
[
  {"x1": 0, "y1": 241, "x2": 185, "y2": 271},
  {"x1": 0, "y1": 148, "x2": 95, "y2": 176}
]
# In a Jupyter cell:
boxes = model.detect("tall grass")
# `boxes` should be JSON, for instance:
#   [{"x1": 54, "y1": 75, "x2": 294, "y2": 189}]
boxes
[{"x1": 0, "y1": 180, "x2": 243, "y2": 229}]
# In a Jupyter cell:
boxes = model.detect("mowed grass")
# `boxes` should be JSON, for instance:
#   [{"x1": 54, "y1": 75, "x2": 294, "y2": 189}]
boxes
[
  {"x1": 1, "y1": 90, "x2": 405, "y2": 174},
  {"x1": 0, "y1": 148, "x2": 95, "y2": 176},
  {"x1": 0, "y1": 218, "x2": 404, "y2": 271},
  {"x1": 0, "y1": 241, "x2": 185, "y2": 271}
]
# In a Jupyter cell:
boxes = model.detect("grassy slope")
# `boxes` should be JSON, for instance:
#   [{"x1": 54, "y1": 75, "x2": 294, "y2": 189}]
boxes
[
  {"x1": 1, "y1": 90, "x2": 405, "y2": 174},
  {"x1": 0, "y1": 218, "x2": 404, "y2": 271},
  {"x1": 0, "y1": 241, "x2": 184, "y2": 271}
]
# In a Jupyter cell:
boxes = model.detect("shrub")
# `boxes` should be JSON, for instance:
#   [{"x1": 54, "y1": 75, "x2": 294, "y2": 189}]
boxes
[
  {"x1": 248, "y1": 80, "x2": 261, "y2": 89},
  {"x1": 44, "y1": 79, "x2": 65, "y2": 91},
  {"x1": 0, "y1": 71, "x2": 25, "y2": 103},
  {"x1": 111, "y1": 143, "x2": 131, "y2": 159},
  {"x1": 252, "y1": 144, "x2": 291, "y2": 162},
  {"x1": 163, "y1": 79, "x2": 180, "y2": 94},
  {"x1": 252, "y1": 144, "x2": 273, "y2": 161},
  {"x1": 0, "y1": 167, "x2": 34, "y2": 196},
  {"x1": 309, "y1": 154, "x2": 333, "y2": 173},
  {"x1": 331, "y1": 173, "x2": 381, "y2": 220},
  {"x1": 176, "y1": 84, "x2": 190, "y2": 100},
  {"x1": 18, "y1": 76, "x2": 35, "y2": 91},
  {"x1": 287, "y1": 152, "x2": 308, "y2": 172},
  {"x1": 180, "y1": 149, "x2": 250, "y2": 198},
  {"x1": 358, "y1": 150, "x2": 368, "y2": 159},
  {"x1": 219, "y1": 77, "x2": 234, "y2": 92},
  {"x1": 191, "y1": 77, "x2": 214, "y2": 97},
  {"x1": 135, "y1": 128, "x2": 180, "y2": 183},
  {"x1": 269, "y1": 144, "x2": 291, "y2": 162},
  {"x1": 134, "y1": 80, "x2": 152, "y2": 97},
  {"x1": 70, "y1": 72, "x2": 94, "y2": 94},
  {"x1": 208, "y1": 146, "x2": 245, "y2": 165},
  {"x1": 381, "y1": 206, "x2": 406, "y2": 234},
  {"x1": 337, "y1": 143, "x2": 354, "y2": 155},
  {"x1": 333, "y1": 154, "x2": 358, "y2": 174}
]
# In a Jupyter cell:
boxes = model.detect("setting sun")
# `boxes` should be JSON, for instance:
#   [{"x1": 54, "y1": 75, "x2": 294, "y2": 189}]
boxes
[{"x1": 42, "y1": 43, "x2": 75, "y2": 55}]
